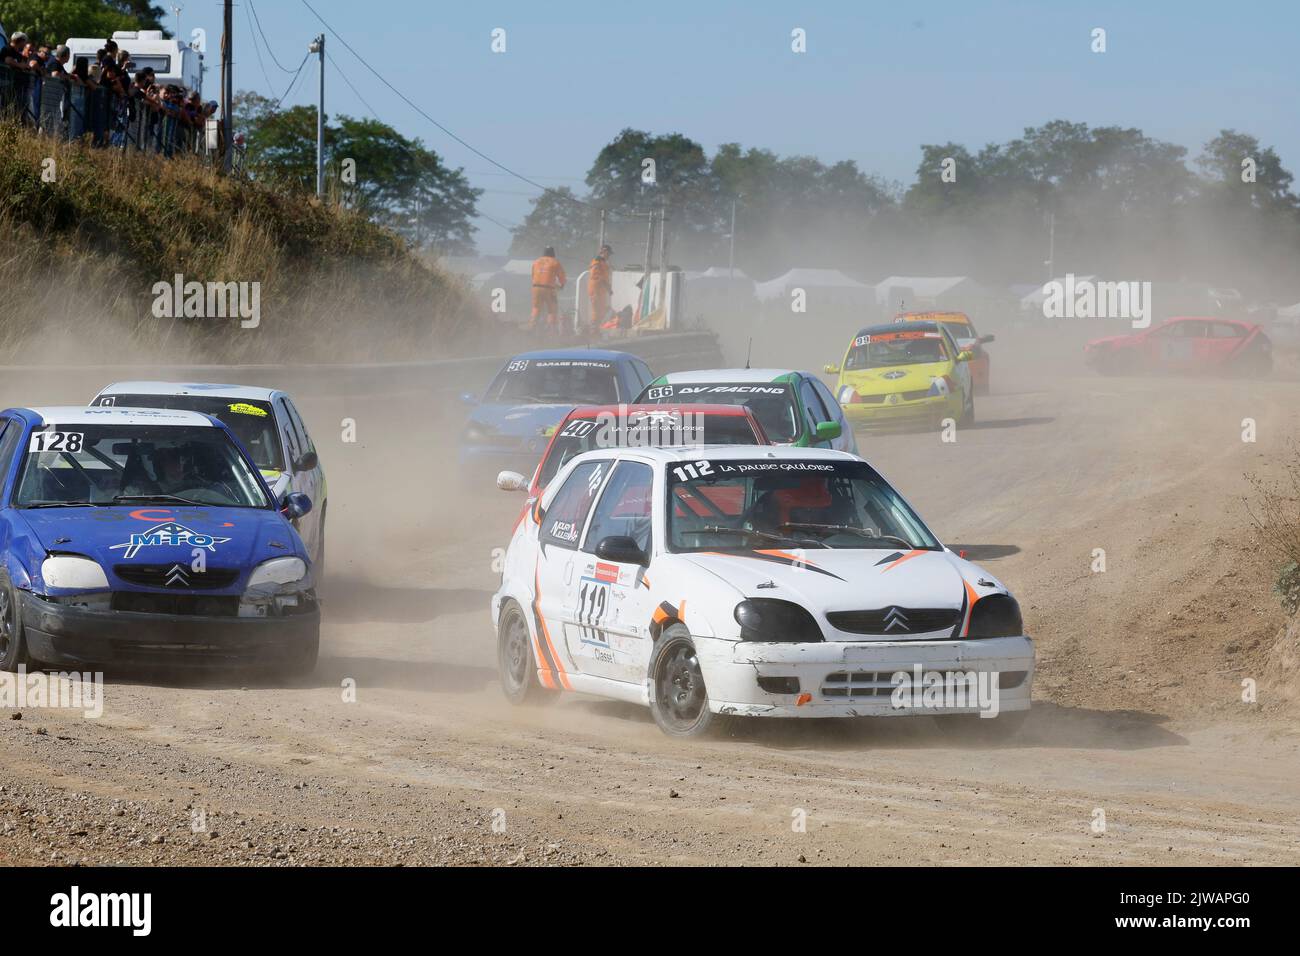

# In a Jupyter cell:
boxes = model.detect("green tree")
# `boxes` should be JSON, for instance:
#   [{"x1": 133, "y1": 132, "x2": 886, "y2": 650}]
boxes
[
  {"x1": 509, "y1": 187, "x2": 597, "y2": 264},
  {"x1": 1197, "y1": 130, "x2": 1298, "y2": 213},
  {"x1": 0, "y1": 0, "x2": 141, "y2": 45}
]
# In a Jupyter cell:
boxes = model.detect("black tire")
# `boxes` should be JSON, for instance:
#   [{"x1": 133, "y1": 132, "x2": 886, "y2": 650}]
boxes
[
  {"x1": 959, "y1": 388, "x2": 975, "y2": 427},
  {"x1": 0, "y1": 576, "x2": 31, "y2": 673},
  {"x1": 313, "y1": 507, "x2": 327, "y2": 583},
  {"x1": 649, "y1": 624, "x2": 716, "y2": 737},
  {"x1": 497, "y1": 600, "x2": 556, "y2": 705},
  {"x1": 276, "y1": 631, "x2": 319, "y2": 679},
  {"x1": 933, "y1": 709, "x2": 1027, "y2": 743}
]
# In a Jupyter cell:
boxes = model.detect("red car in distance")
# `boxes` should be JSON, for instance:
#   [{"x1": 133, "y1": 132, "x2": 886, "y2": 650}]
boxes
[
  {"x1": 495, "y1": 403, "x2": 769, "y2": 504},
  {"x1": 1084, "y1": 316, "x2": 1272, "y2": 376}
]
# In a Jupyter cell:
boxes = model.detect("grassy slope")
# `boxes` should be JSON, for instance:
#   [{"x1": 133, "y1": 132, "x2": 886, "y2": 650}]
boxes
[{"x1": 0, "y1": 120, "x2": 483, "y2": 363}]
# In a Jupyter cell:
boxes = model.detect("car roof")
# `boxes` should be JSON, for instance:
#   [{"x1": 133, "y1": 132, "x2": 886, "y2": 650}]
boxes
[
  {"x1": 653, "y1": 368, "x2": 798, "y2": 383},
  {"x1": 96, "y1": 381, "x2": 280, "y2": 401},
  {"x1": 508, "y1": 349, "x2": 633, "y2": 363},
  {"x1": 897, "y1": 311, "x2": 971, "y2": 323},
  {"x1": 569, "y1": 444, "x2": 857, "y2": 467},
  {"x1": 857, "y1": 321, "x2": 942, "y2": 336},
  {"x1": 19, "y1": 405, "x2": 217, "y2": 426},
  {"x1": 561, "y1": 403, "x2": 757, "y2": 419}
]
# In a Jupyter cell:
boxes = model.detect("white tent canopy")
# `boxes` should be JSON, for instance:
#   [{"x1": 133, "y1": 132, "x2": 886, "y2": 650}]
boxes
[
  {"x1": 755, "y1": 268, "x2": 871, "y2": 302},
  {"x1": 874, "y1": 275, "x2": 991, "y2": 306}
]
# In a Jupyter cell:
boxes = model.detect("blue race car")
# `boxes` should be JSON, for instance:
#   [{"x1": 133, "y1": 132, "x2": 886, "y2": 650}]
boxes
[
  {"x1": 0, "y1": 406, "x2": 319, "y2": 675},
  {"x1": 458, "y1": 349, "x2": 655, "y2": 481}
]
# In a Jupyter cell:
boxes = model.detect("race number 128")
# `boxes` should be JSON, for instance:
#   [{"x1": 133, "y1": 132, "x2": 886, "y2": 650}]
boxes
[{"x1": 29, "y1": 431, "x2": 84, "y2": 453}]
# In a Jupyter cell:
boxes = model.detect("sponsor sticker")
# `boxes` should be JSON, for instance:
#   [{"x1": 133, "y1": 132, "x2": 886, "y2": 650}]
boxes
[{"x1": 228, "y1": 402, "x2": 268, "y2": 417}]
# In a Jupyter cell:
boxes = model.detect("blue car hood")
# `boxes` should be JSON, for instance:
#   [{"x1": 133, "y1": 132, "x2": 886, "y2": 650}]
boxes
[
  {"x1": 469, "y1": 402, "x2": 573, "y2": 442},
  {"x1": 18, "y1": 506, "x2": 299, "y2": 572}
]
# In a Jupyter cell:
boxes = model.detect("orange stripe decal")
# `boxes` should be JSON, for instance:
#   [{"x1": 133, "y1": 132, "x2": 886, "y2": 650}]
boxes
[
  {"x1": 881, "y1": 549, "x2": 926, "y2": 572},
  {"x1": 960, "y1": 578, "x2": 980, "y2": 637}
]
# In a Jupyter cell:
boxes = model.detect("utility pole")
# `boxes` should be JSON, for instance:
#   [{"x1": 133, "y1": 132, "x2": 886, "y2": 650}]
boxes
[
  {"x1": 597, "y1": 209, "x2": 606, "y2": 253},
  {"x1": 171, "y1": 5, "x2": 183, "y2": 39},
  {"x1": 309, "y1": 34, "x2": 325, "y2": 199},
  {"x1": 728, "y1": 196, "x2": 738, "y2": 279},
  {"x1": 221, "y1": 0, "x2": 232, "y2": 173},
  {"x1": 1045, "y1": 210, "x2": 1055, "y2": 282}
]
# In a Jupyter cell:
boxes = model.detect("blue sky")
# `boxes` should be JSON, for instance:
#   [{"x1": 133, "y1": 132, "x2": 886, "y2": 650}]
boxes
[{"x1": 186, "y1": 1, "x2": 1299, "y2": 253}]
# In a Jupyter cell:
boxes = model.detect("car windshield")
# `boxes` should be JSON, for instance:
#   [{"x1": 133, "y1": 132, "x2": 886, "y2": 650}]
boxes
[
  {"x1": 667, "y1": 457, "x2": 940, "y2": 553},
  {"x1": 939, "y1": 321, "x2": 975, "y2": 342},
  {"x1": 15, "y1": 423, "x2": 271, "y2": 509},
  {"x1": 95, "y1": 394, "x2": 284, "y2": 471},
  {"x1": 486, "y1": 359, "x2": 619, "y2": 405},
  {"x1": 537, "y1": 411, "x2": 761, "y2": 490},
  {"x1": 637, "y1": 383, "x2": 799, "y2": 442},
  {"x1": 846, "y1": 330, "x2": 948, "y2": 370}
]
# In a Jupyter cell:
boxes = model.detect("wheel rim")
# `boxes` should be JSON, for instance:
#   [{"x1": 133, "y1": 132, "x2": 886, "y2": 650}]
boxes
[
  {"x1": 0, "y1": 588, "x2": 11, "y2": 658},
  {"x1": 657, "y1": 642, "x2": 706, "y2": 729},
  {"x1": 501, "y1": 611, "x2": 530, "y2": 691}
]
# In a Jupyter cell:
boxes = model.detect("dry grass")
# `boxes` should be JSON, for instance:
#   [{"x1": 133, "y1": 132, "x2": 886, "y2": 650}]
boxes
[{"x1": 0, "y1": 119, "x2": 484, "y2": 364}]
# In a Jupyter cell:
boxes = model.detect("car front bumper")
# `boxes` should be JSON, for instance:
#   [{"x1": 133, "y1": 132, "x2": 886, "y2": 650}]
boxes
[
  {"x1": 20, "y1": 592, "x2": 320, "y2": 669},
  {"x1": 694, "y1": 634, "x2": 1033, "y2": 718},
  {"x1": 841, "y1": 392, "x2": 962, "y2": 427}
]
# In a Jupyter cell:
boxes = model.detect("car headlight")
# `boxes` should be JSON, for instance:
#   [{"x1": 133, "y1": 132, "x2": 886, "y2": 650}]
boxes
[
  {"x1": 734, "y1": 599, "x2": 823, "y2": 643},
  {"x1": 247, "y1": 557, "x2": 307, "y2": 589},
  {"x1": 927, "y1": 375, "x2": 955, "y2": 397},
  {"x1": 967, "y1": 593, "x2": 1023, "y2": 638},
  {"x1": 463, "y1": 423, "x2": 491, "y2": 443},
  {"x1": 837, "y1": 385, "x2": 858, "y2": 404},
  {"x1": 41, "y1": 555, "x2": 109, "y2": 591}
]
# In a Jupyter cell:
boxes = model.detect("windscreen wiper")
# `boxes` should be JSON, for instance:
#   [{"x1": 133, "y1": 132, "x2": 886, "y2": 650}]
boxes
[
  {"x1": 25, "y1": 500, "x2": 99, "y2": 509},
  {"x1": 777, "y1": 523, "x2": 914, "y2": 549},
  {"x1": 113, "y1": 494, "x2": 206, "y2": 506},
  {"x1": 680, "y1": 525, "x2": 829, "y2": 548}
]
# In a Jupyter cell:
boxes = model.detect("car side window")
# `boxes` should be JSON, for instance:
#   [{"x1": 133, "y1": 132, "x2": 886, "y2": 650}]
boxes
[
  {"x1": 277, "y1": 399, "x2": 301, "y2": 468},
  {"x1": 800, "y1": 380, "x2": 832, "y2": 442},
  {"x1": 811, "y1": 378, "x2": 849, "y2": 437},
  {"x1": 0, "y1": 419, "x2": 23, "y2": 495},
  {"x1": 284, "y1": 398, "x2": 315, "y2": 455},
  {"x1": 583, "y1": 461, "x2": 654, "y2": 554},
  {"x1": 540, "y1": 460, "x2": 608, "y2": 551},
  {"x1": 1211, "y1": 322, "x2": 1245, "y2": 339}
]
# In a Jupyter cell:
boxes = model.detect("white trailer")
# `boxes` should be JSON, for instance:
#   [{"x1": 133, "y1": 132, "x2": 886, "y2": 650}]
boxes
[{"x1": 66, "y1": 29, "x2": 202, "y2": 95}]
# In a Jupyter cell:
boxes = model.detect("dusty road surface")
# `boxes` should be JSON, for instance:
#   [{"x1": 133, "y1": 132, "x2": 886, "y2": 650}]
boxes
[{"x1": 2, "y1": 331, "x2": 1298, "y2": 866}]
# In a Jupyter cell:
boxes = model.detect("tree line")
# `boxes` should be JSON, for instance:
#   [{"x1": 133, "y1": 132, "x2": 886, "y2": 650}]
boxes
[{"x1": 511, "y1": 122, "x2": 1300, "y2": 300}]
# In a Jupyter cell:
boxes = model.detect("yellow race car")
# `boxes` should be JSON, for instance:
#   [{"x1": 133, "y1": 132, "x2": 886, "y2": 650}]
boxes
[{"x1": 824, "y1": 321, "x2": 975, "y2": 428}]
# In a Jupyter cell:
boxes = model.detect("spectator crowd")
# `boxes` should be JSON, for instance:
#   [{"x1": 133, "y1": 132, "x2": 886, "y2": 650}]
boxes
[{"x1": 0, "y1": 31, "x2": 218, "y2": 156}]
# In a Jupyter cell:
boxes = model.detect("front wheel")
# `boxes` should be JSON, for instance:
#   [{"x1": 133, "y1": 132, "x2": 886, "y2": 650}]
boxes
[
  {"x1": 959, "y1": 389, "x2": 975, "y2": 427},
  {"x1": 0, "y1": 577, "x2": 31, "y2": 673},
  {"x1": 649, "y1": 625, "x2": 716, "y2": 737},
  {"x1": 497, "y1": 601, "x2": 556, "y2": 705}
]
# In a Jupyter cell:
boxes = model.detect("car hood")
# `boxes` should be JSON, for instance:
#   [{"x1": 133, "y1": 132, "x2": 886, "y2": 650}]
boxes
[
  {"x1": 679, "y1": 547, "x2": 973, "y2": 619},
  {"x1": 17, "y1": 505, "x2": 301, "y2": 573},
  {"x1": 467, "y1": 402, "x2": 574, "y2": 444},
  {"x1": 839, "y1": 361, "x2": 951, "y2": 395}
]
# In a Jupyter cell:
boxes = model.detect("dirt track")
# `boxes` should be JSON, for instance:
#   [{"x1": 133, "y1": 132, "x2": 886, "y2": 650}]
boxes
[{"x1": 2, "y1": 328, "x2": 1299, "y2": 866}]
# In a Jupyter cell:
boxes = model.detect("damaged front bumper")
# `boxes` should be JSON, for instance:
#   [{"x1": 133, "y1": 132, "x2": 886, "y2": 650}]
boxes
[
  {"x1": 693, "y1": 634, "x2": 1034, "y2": 718},
  {"x1": 19, "y1": 591, "x2": 320, "y2": 669}
]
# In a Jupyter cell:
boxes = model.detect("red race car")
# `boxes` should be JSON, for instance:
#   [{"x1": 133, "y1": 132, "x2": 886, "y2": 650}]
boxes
[
  {"x1": 1084, "y1": 316, "x2": 1272, "y2": 376},
  {"x1": 495, "y1": 402, "x2": 769, "y2": 503}
]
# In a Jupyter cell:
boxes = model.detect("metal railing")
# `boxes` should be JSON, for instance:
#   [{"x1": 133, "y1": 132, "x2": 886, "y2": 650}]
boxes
[{"x1": 0, "y1": 62, "x2": 217, "y2": 159}]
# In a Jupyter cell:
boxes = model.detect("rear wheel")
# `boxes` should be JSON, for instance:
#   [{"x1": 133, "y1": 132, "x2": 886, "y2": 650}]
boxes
[
  {"x1": 0, "y1": 577, "x2": 32, "y2": 673},
  {"x1": 497, "y1": 601, "x2": 556, "y2": 704},
  {"x1": 959, "y1": 388, "x2": 975, "y2": 426},
  {"x1": 649, "y1": 625, "x2": 716, "y2": 737}
]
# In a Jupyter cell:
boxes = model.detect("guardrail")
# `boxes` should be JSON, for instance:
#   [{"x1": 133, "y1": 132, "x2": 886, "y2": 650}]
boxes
[
  {"x1": 0, "y1": 62, "x2": 213, "y2": 158},
  {"x1": 0, "y1": 331, "x2": 725, "y2": 403}
]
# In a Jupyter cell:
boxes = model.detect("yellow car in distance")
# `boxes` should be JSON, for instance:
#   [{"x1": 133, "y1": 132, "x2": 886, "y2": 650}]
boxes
[{"x1": 824, "y1": 321, "x2": 974, "y2": 428}]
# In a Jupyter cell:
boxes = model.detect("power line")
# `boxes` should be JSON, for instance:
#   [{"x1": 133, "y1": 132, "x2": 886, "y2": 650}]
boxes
[
  {"x1": 243, "y1": 3, "x2": 277, "y2": 92},
  {"x1": 298, "y1": 0, "x2": 605, "y2": 217},
  {"x1": 249, "y1": 0, "x2": 300, "y2": 74},
  {"x1": 272, "y1": 51, "x2": 311, "y2": 109}
]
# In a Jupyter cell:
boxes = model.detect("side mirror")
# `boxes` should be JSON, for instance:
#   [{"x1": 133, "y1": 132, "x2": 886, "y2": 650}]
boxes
[
  {"x1": 594, "y1": 535, "x2": 649, "y2": 567},
  {"x1": 956, "y1": 350, "x2": 974, "y2": 362},
  {"x1": 979, "y1": 334, "x2": 996, "y2": 344},
  {"x1": 459, "y1": 391, "x2": 479, "y2": 407},
  {"x1": 281, "y1": 491, "x2": 312, "y2": 519},
  {"x1": 294, "y1": 450, "x2": 319, "y2": 472},
  {"x1": 815, "y1": 420, "x2": 842, "y2": 441},
  {"x1": 823, "y1": 364, "x2": 840, "y2": 375},
  {"x1": 496, "y1": 470, "x2": 527, "y2": 492}
]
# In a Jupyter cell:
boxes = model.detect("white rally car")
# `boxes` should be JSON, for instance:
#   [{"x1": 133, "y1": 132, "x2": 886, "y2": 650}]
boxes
[
  {"x1": 492, "y1": 445, "x2": 1033, "y2": 737},
  {"x1": 90, "y1": 383, "x2": 328, "y2": 571}
]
